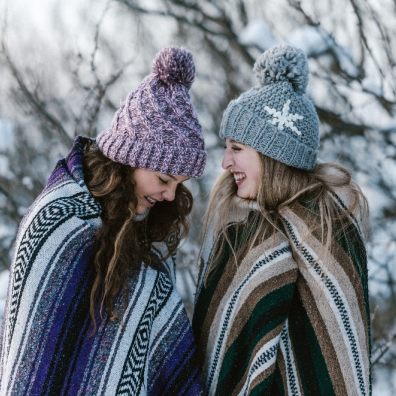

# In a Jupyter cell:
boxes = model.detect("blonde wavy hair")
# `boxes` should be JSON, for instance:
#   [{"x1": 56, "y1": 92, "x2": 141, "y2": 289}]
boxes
[{"x1": 203, "y1": 154, "x2": 368, "y2": 280}]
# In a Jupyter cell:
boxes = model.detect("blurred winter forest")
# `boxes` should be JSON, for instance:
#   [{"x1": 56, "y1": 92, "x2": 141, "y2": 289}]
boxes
[{"x1": 0, "y1": 0, "x2": 395, "y2": 393}]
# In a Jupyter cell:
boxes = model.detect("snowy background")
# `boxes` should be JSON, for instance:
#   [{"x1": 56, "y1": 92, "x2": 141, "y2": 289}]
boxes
[{"x1": 1, "y1": 0, "x2": 395, "y2": 393}]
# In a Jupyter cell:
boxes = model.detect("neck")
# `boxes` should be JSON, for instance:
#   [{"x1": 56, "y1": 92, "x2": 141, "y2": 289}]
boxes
[{"x1": 133, "y1": 209, "x2": 150, "y2": 222}]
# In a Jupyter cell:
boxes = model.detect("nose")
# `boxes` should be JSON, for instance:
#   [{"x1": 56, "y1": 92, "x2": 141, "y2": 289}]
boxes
[
  {"x1": 222, "y1": 149, "x2": 233, "y2": 170},
  {"x1": 162, "y1": 185, "x2": 176, "y2": 202}
]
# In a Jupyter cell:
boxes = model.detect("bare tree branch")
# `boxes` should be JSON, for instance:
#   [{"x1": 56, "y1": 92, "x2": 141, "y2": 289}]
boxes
[{"x1": 1, "y1": 44, "x2": 72, "y2": 146}]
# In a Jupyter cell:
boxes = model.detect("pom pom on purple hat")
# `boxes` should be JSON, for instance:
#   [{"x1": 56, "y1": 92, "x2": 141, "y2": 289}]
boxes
[{"x1": 153, "y1": 47, "x2": 195, "y2": 88}]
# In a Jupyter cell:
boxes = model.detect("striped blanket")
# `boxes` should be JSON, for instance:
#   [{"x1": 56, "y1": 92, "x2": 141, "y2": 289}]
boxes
[
  {"x1": 0, "y1": 136, "x2": 202, "y2": 395},
  {"x1": 193, "y1": 197, "x2": 370, "y2": 395}
]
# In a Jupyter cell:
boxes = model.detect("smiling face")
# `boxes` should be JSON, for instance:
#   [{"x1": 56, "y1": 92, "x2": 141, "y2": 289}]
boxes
[
  {"x1": 132, "y1": 169, "x2": 189, "y2": 214},
  {"x1": 222, "y1": 139, "x2": 262, "y2": 200}
]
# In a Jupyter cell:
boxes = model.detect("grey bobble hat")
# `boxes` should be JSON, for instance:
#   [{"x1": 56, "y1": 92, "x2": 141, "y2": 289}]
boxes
[{"x1": 220, "y1": 45, "x2": 320, "y2": 170}]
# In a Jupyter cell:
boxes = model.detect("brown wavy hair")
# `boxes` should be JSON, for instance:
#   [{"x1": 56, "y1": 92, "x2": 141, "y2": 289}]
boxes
[
  {"x1": 203, "y1": 154, "x2": 369, "y2": 280},
  {"x1": 83, "y1": 141, "x2": 193, "y2": 330}
]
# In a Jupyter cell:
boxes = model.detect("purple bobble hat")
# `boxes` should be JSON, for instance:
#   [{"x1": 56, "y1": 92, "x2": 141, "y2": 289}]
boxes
[{"x1": 96, "y1": 47, "x2": 206, "y2": 177}]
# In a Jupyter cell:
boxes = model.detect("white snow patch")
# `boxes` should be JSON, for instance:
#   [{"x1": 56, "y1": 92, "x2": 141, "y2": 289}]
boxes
[
  {"x1": 361, "y1": 77, "x2": 383, "y2": 96},
  {"x1": 0, "y1": 269, "x2": 10, "y2": 320},
  {"x1": 360, "y1": 183, "x2": 392, "y2": 218},
  {"x1": 239, "y1": 19, "x2": 278, "y2": 50},
  {"x1": 373, "y1": 367, "x2": 396, "y2": 396},
  {"x1": 287, "y1": 26, "x2": 359, "y2": 77},
  {"x1": 0, "y1": 270, "x2": 10, "y2": 300},
  {"x1": 332, "y1": 45, "x2": 360, "y2": 77},
  {"x1": 0, "y1": 119, "x2": 15, "y2": 177},
  {"x1": 22, "y1": 176, "x2": 34, "y2": 190},
  {"x1": 287, "y1": 26, "x2": 330, "y2": 56},
  {"x1": 17, "y1": 206, "x2": 28, "y2": 217},
  {"x1": 0, "y1": 119, "x2": 15, "y2": 151},
  {"x1": 381, "y1": 158, "x2": 396, "y2": 191}
]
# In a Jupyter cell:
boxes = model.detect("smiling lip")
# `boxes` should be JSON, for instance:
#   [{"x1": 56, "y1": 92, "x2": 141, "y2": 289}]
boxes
[
  {"x1": 235, "y1": 178, "x2": 245, "y2": 187},
  {"x1": 233, "y1": 172, "x2": 246, "y2": 187},
  {"x1": 145, "y1": 196, "x2": 157, "y2": 206}
]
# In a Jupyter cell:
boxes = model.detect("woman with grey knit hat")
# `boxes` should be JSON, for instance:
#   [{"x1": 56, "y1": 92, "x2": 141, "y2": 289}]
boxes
[
  {"x1": 193, "y1": 45, "x2": 370, "y2": 395},
  {"x1": 1, "y1": 47, "x2": 205, "y2": 395}
]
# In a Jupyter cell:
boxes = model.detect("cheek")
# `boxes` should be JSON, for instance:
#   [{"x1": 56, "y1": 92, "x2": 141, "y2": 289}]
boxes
[
  {"x1": 253, "y1": 168, "x2": 261, "y2": 184},
  {"x1": 249, "y1": 171, "x2": 260, "y2": 196},
  {"x1": 134, "y1": 178, "x2": 149, "y2": 197},
  {"x1": 249, "y1": 161, "x2": 262, "y2": 193}
]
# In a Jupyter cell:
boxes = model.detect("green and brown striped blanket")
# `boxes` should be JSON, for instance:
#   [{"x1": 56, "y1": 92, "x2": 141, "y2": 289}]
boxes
[{"x1": 193, "y1": 197, "x2": 370, "y2": 395}]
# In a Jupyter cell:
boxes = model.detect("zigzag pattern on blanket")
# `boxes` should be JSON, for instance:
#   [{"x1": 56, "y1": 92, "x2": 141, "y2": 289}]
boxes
[
  {"x1": 283, "y1": 217, "x2": 367, "y2": 395},
  {"x1": 117, "y1": 271, "x2": 173, "y2": 394},
  {"x1": 206, "y1": 243, "x2": 293, "y2": 392},
  {"x1": 7, "y1": 192, "x2": 100, "y2": 345},
  {"x1": 279, "y1": 320, "x2": 300, "y2": 395},
  {"x1": 0, "y1": 136, "x2": 202, "y2": 396}
]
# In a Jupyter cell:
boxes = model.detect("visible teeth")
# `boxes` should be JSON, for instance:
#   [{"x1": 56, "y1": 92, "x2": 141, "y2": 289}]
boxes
[
  {"x1": 146, "y1": 196, "x2": 156, "y2": 204},
  {"x1": 234, "y1": 172, "x2": 246, "y2": 182}
]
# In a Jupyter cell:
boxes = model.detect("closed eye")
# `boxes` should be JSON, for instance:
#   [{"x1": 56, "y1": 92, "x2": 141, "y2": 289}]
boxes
[{"x1": 158, "y1": 177, "x2": 169, "y2": 185}]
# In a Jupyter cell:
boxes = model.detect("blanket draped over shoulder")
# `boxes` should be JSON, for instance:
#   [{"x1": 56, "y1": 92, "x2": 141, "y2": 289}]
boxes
[
  {"x1": 0, "y1": 137, "x2": 202, "y2": 396},
  {"x1": 193, "y1": 197, "x2": 370, "y2": 396}
]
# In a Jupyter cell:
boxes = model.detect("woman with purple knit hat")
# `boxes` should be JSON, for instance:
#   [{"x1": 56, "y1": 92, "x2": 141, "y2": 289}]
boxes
[{"x1": 0, "y1": 47, "x2": 205, "y2": 395}]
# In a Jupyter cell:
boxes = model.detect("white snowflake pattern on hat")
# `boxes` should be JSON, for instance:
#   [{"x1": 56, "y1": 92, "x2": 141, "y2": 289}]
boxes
[{"x1": 264, "y1": 99, "x2": 304, "y2": 135}]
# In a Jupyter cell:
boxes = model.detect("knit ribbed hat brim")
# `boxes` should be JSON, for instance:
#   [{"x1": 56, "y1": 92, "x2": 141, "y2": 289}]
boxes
[
  {"x1": 97, "y1": 130, "x2": 206, "y2": 177},
  {"x1": 220, "y1": 100, "x2": 317, "y2": 170}
]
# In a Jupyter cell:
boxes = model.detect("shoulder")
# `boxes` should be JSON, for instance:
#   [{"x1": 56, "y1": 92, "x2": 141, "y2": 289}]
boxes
[
  {"x1": 242, "y1": 231, "x2": 298, "y2": 276},
  {"x1": 330, "y1": 186, "x2": 366, "y2": 228},
  {"x1": 26, "y1": 178, "x2": 101, "y2": 226},
  {"x1": 14, "y1": 182, "x2": 101, "y2": 259}
]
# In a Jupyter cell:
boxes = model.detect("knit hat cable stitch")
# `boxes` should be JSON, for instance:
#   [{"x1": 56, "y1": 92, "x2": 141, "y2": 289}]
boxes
[
  {"x1": 97, "y1": 47, "x2": 206, "y2": 178},
  {"x1": 220, "y1": 45, "x2": 320, "y2": 170}
]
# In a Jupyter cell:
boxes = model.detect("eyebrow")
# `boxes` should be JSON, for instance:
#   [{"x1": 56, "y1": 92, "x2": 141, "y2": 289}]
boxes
[{"x1": 166, "y1": 174, "x2": 177, "y2": 181}]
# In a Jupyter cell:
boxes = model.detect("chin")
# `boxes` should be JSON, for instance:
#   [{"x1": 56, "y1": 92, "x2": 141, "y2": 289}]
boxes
[
  {"x1": 237, "y1": 189, "x2": 257, "y2": 200},
  {"x1": 236, "y1": 191, "x2": 249, "y2": 199}
]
